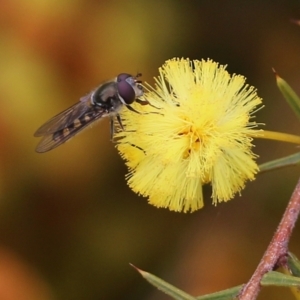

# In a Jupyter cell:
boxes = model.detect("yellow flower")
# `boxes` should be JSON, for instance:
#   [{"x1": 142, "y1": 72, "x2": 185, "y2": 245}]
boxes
[{"x1": 116, "y1": 58, "x2": 263, "y2": 212}]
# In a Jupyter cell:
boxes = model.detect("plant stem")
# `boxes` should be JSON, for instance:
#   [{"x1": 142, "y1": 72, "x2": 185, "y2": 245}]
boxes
[
  {"x1": 238, "y1": 177, "x2": 300, "y2": 300},
  {"x1": 253, "y1": 130, "x2": 300, "y2": 145}
]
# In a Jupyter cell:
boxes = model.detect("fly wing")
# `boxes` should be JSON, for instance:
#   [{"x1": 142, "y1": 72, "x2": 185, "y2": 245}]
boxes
[
  {"x1": 35, "y1": 106, "x2": 109, "y2": 153},
  {"x1": 34, "y1": 92, "x2": 94, "y2": 137}
]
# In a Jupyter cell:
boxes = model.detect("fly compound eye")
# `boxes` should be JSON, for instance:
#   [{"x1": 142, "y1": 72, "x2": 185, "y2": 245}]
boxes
[{"x1": 117, "y1": 73, "x2": 136, "y2": 104}]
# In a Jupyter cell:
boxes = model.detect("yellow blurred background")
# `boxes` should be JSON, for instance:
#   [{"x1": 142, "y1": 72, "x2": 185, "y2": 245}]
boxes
[{"x1": 0, "y1": 1, "x2": 300, "y2": 299}]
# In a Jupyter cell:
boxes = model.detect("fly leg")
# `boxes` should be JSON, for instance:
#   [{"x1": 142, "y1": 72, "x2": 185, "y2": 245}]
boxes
[
  {"x1": 110, "y1": 114, "x2": 124, "y2": 142},
  {"x1": 135, "y1": 98, "x2": 160, "y2": 109}
]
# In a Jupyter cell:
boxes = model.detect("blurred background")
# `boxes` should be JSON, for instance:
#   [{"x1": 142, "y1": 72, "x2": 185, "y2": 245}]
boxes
[{"x1": 0, "y1": 0, "x2": 300, "y2": 299}]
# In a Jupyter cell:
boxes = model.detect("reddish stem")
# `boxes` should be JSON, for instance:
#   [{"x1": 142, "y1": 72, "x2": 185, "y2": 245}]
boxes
[{"x1": 238, "y1": 177, "x2": 300, "y2": 300}]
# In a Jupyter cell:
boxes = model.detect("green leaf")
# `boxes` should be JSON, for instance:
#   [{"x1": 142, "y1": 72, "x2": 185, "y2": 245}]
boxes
[
  {"x1": 259, "y1": 152, "x2": 300, "y2": 173},
  {"x1": 261, "y1": 271, "x2": 300, "y2": 287},
  {"x1": 131, "y1": 264, "x2": 243, "y2": 300},
  {"x1": 275, "y1": 71, "x2": 300, "y2": 121},
  {"x1": 131, "y1": 264, "x2": 197, "y2": 300},
  {"x1": 288, "y1": 252, "x2": 300, "y2": 277},
  {"x1": 196, "y1": 285, "x2": 242, "y2": 300}
]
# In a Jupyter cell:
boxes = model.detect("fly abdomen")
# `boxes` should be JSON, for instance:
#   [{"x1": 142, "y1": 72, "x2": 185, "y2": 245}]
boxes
[
  {"x1": 78, "y1": 112, "x2": 93, "y2": 125},
  {"x1": 52, "y1": 110, "x2": 101, "y2": 142},
  {"x1": 53, "y1": 128, "x2": 69, "y2": 142}
]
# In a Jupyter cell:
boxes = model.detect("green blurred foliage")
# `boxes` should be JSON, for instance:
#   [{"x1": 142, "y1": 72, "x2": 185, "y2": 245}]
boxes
[{"x1": 0, "y1": 0, "x2": 300, "y2": 299}]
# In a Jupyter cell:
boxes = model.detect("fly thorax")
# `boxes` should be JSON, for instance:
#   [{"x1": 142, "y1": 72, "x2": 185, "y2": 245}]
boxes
[{"x1": 91, "y1": 81, "x2": 123, "y2": 112}]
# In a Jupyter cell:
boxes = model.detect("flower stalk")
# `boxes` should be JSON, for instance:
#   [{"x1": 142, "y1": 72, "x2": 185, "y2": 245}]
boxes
[{"x1": 253, "y1": 130, "x2": 300, "y2": 145}]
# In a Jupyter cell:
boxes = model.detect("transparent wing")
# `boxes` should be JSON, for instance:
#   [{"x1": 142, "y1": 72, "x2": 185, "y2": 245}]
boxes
[
  {"x1": 35, "y1": 107, "x2": 108, "y2": 153},
  {"x1": 34, "y1": 92, "x2": 93, "y2": 137}
]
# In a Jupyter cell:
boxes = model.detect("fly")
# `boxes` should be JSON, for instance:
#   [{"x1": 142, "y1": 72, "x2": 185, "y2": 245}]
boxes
[{"x1": 34, "y1": 73, "x2": 149, "y2": 153}]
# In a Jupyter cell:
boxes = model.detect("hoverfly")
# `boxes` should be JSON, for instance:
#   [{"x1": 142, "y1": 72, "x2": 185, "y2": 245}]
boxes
[{"x1": 34, "y1": 73, "x2": 148, "y2": 153}]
